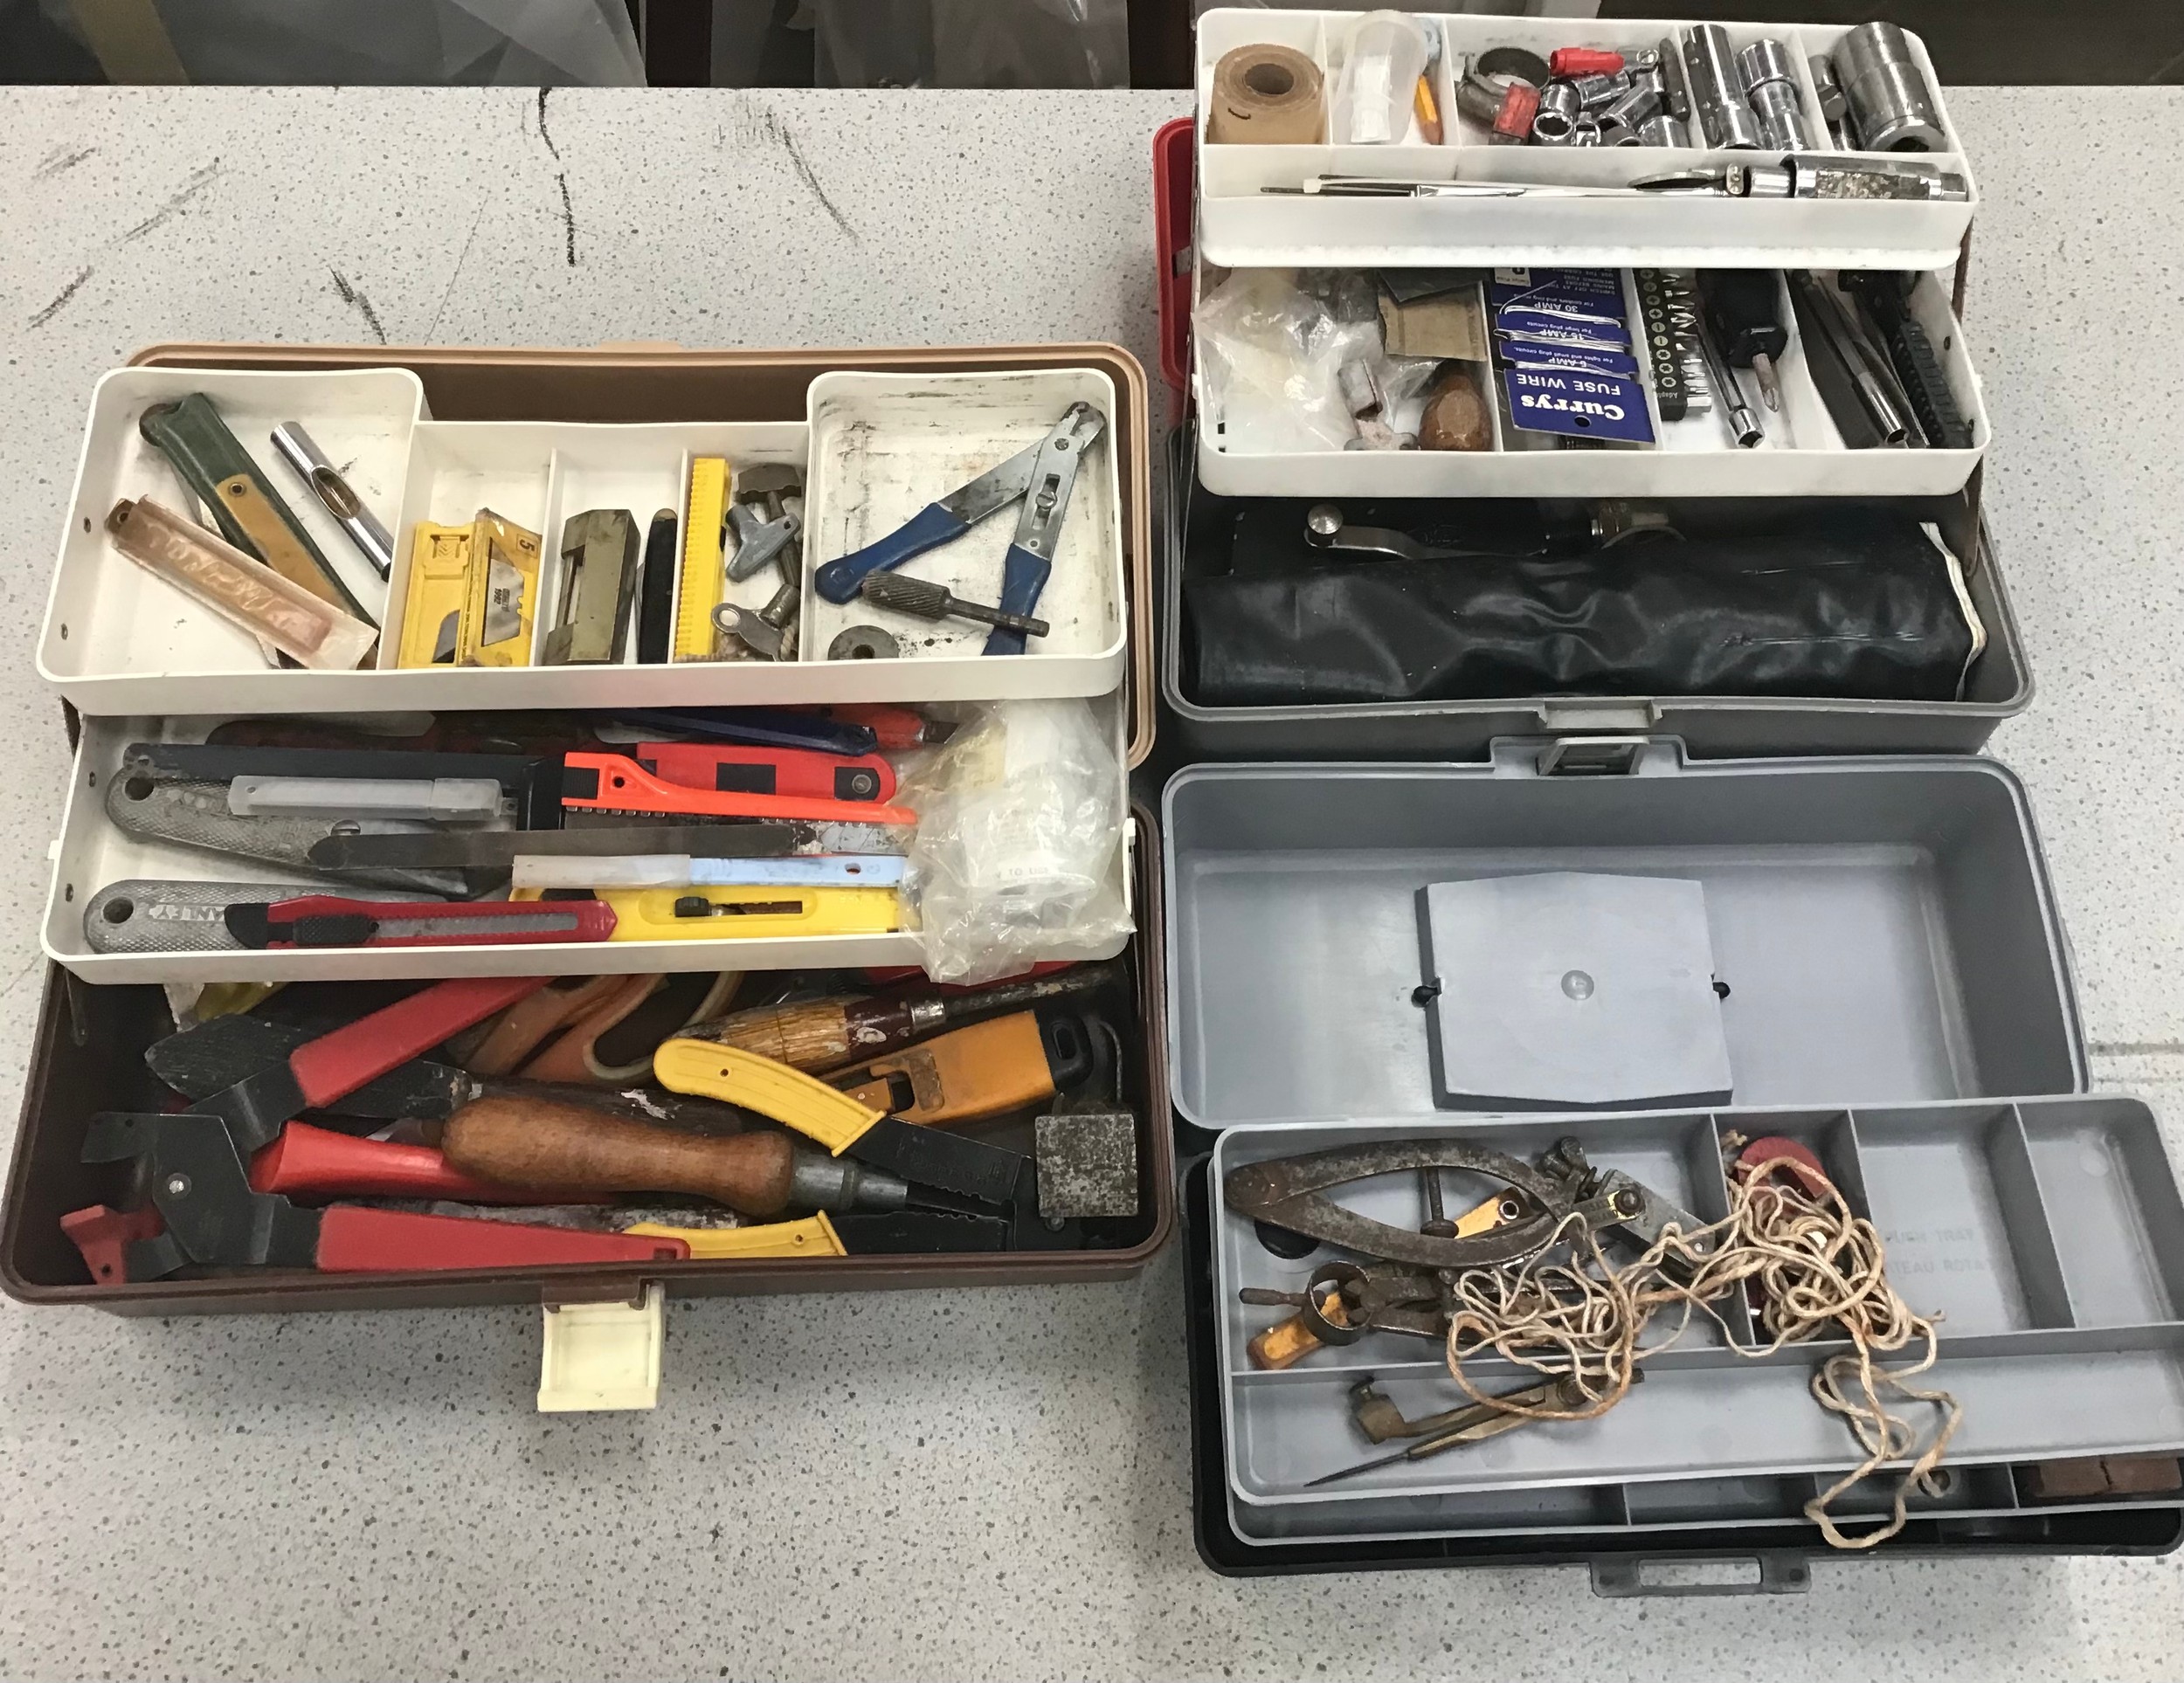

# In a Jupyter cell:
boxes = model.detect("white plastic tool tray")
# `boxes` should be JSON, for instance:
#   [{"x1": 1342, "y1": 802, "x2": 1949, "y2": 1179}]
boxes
[
  {"x1": 42, "y1": 702, "x2": 1135, "y2": 984},
  {"x1": 40, "y1": 364, "x2": 1128, "y2": 714},
  {"x1": 1194, "y1": 10, "x2": 1977, "y2": 272},
  {"x1": 1188, "y1": 258, "x2": 1989, "y2": 500},
  {"x1": 1161, "y1": 746, "x2": 2184, "y2": 1553}
]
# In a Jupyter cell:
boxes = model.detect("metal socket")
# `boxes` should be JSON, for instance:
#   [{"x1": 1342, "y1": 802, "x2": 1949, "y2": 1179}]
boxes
[
  {"x1": 1570, "y1": 70, "x2": 1630, "y2": 110},
  {"x1": 1681, "y1": 24, "x2": 1761, "y2": 148},
  {"x1": 1749, "y1": 79, "x2": 1815, "y2": 150},
  {"x1": 1531, "y1": 79, "x2": 1580, "y2": 143},
  {"x1": 1595, "y1": 118, "x2": 1642, "y2": 148},
  {"x1": 1637, "y1": 113, "x2": 1689, "y2": 148},
  {"x1": 1809, "y1": 53, "x2": 1848, "y2": 121},
  {"x1": 1834, "y1": 20, "x2": 1946, "y2": 151},
  {"x1": 1656, "y1": 35, "x2": 1692, "y2": 119},
  {"x1": 1735, "y1": 37, "x2": 1798, "y2": 93},
  {"x1": 1600, "y1": 82, "x2": 1661, "y2": 129}
]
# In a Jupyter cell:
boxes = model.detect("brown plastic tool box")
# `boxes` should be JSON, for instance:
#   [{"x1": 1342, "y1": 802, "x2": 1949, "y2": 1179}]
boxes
[{"x1": 2, "y1": 341, "x2": 1171, "y2": 1315}]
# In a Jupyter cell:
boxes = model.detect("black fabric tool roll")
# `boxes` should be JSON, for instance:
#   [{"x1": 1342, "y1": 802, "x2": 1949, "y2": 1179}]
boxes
[{"x1": 1184, "y1": 513, "x2": 1976, "y2": 706}]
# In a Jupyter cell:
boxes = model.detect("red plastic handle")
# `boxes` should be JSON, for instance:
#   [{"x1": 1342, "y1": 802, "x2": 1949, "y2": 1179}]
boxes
[
  {"x1": 287, "y1": 976, "x2": 551, "y2": 1113},
  {"x1": 1492, "y1": 81, "x2": 1542, "y2": 142},
  {"x1": 60, "y1": 1204, "x2": 165, "y2": 1286},
  {"x1": 635, "y1": 742, "x2": 897, "y2": 803},
  {"x1": 261, "y1": 896, "x2": 618, "y2": 948},
  {"x1": 563, "y1": 753, "x2": 916, "y2": 826},
  {"x1": 249, "y1": 1121, "x2": 598, "y2": 1204},
  {"x1": 312, "y1": 1206, "x2": 690, "y2": 1272},
  {"x1": 1549, "y1": 46, "x2": 1624, "y2": 77},
  {"x1": 798, "y1": 705, "x2": 931, "y2": 750}
]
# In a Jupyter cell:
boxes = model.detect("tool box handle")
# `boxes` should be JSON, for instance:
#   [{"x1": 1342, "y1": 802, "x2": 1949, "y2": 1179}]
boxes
[
  {"x1": 1590, "y1": 1553, "x2": 1812, "y2": 1598},
  {"x1": 1152, "y1": 116, "x2": 1195, "y2": 413},
  {"x1": 1491, "y1": 735, "x2": 1692, "y2": 778}
]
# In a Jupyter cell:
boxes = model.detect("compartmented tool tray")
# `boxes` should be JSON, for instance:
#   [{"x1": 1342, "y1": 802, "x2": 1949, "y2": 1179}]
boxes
[
  {"x1": 1158, "y1": 426, "x2": 2031, "y2": 761},
  {"x1": 41, "y1": 701, "x2": 1135, "y2": 984},
  {"x1": 1188, "y1": 260, "x2": 1987, "y2": 500},
  {"x1": 40, "y1": 349, "x2": 1144, "y2": 717},
  {"x1": 0, "y1": 805, "x2": 1175, "y2": 1313},
  {"x1": 1213, "y1": 1103, "x2": 2184, "y2": 1524},
  {"x1": 1161, "y1": 127, "x2": 1989, "y2": 500},
  {"x1": 1194, "y1": 10, "x2": 1977, "y2": 272},
  {"x1": 1160, "y1": 748, "x2": 2184, "y2": 1569}
]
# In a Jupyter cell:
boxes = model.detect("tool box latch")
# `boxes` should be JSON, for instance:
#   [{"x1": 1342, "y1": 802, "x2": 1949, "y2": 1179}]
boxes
[
  {"x1": 538, "y1": 1280, "x2": 665, "y2": 1412},
  {"x1": 1535, "y1": 735, "x2": 1653, "y2": 777}
]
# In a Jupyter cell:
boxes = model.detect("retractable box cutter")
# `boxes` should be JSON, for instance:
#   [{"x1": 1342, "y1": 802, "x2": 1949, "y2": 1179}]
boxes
[
  {"x1": 561, "y1": 752, "x2": 916, "y2": 828},
  {"x1": 812, "y1": 403, "x2": 1106, "y2": 656},
  {"x1": 633, "y1": 741, "x2": 895, "y2": 804}
]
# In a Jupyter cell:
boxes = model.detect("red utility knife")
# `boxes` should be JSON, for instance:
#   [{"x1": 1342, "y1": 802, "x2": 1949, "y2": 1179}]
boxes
[
  {"x1": 226, "y1": 896, "x2": 618, "y2": 949},
  {"x1": 635, "y1": 741, "x2": 896, "y2": 804},
  {"x1": 562, "y1": 753, "x2": 916, "y2": 826}
]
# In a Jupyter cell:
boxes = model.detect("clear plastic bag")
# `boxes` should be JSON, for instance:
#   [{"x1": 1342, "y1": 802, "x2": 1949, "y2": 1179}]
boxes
[
  {"x1": 895, "y1": 699, "x2": 1131, "y2": 984},
  {"x1": 1195, "y1": 269, "x2": 1385, "y2": 453},
  {"x1": 1196, "y1": 268, "x2": 1448, "y2": 453}
]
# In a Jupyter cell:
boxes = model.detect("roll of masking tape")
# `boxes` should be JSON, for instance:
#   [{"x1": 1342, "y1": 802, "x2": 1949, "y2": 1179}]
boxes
[{"x1": 1208, "y1": 44, "x2": 1325, "y2": 145}]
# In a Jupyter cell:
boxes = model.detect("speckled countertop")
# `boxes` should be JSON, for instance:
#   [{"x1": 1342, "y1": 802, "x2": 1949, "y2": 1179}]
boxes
[{"x1": 3, "y1": 85, "x2": 2183, "y2": 1682}]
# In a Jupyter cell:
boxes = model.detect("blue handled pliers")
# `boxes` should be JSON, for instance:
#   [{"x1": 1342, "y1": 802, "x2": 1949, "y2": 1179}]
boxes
[{"x1": 812, "y1": 402, "x2": 1107, "y2": 656}]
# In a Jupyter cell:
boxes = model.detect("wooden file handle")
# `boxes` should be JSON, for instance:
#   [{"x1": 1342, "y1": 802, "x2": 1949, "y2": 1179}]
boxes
[{"x1": 440, "y1": 1094, "x2": 797, "y2": 1217}]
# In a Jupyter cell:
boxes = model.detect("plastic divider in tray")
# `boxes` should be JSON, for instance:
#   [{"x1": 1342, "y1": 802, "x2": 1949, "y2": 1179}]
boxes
[
  {"x1": 42, "y1": 363, "x2": 1130, "y2": 714},
  {"x1": 1193, "y1": 9, "x2": 1978, "y2": 272},
  {"x1": 42, "y1": 705, "x2": 1136, "y2": 984},
  {"x1": 1209, "y1": 1098, "x2": 2184, "y2": 1523}
]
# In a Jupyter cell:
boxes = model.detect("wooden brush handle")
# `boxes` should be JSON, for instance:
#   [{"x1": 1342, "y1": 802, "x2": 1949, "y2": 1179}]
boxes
[
  {"x1": 691, "y1": 997, "x2": 916, "y2": 1074},
  {"x1": 440, "y1": 1093, "x2": 797, "y2": 1217}
]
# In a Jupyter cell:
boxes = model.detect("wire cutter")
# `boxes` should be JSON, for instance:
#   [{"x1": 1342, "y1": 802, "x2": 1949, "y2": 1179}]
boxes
[{"x1": 812, "y1": 402, "x2": 1106, "y2": 656}]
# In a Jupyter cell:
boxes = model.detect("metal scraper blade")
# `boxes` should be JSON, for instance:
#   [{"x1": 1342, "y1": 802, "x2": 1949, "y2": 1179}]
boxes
[
  {"x1": 562, "y1": 810, "x2": 909, "y2": 855},
  {"x1": 481, "y1": 555, "x2": 525, "y2": 646}
]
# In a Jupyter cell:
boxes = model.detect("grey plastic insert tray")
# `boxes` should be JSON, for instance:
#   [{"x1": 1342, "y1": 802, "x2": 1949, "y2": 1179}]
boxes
[
  {"x1": 1212, "y1": 1097, "x2": 2184, "y2": 1539},
  {"x1": 1164, "y1": 743, "x2": 2084, "y2": 1128}
]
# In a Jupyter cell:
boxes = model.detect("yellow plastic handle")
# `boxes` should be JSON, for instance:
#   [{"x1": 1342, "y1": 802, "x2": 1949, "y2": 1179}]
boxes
[
  {"x1": 623, "y1": 1213, "x2": 846, "y2": 1259},
  {"x1": 652, "y1": 1039, "x2": 881, "y2": 1154},
  {"x1": 510, "y1": 885, "x2": 899, "y2": 941}
]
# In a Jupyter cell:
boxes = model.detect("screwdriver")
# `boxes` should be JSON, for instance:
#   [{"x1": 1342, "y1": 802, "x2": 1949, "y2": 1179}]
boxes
[
  {"x1": 679, "y1": 961, "x2": 1124, "y2": 1074},
  {"x1": 439, "y1": 1093, "x2": 908, "y2": 1217},
  {"x1": 1698, "y1": 271, "x2": 1789, "y2": 410}
]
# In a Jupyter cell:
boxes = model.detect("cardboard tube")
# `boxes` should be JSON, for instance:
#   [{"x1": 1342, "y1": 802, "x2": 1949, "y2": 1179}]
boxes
[{"x1": 1209, "y1": 44, "x2": 1324, "y2": 144}]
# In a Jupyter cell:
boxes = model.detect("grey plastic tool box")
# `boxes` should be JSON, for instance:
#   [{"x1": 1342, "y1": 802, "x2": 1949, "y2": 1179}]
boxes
[
  {"x1": 1160, "y1": 427, "x2": 2034, "y2": 762},
  {"x1": 1163, "y1": 744, "x2": 2184, "y2": 1581}
]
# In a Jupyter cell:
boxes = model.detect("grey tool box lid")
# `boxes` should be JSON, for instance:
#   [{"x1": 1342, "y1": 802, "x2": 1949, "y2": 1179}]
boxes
[{"x1": 1163, "y1": 739, "x2": 2086, "y2": 1129}]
